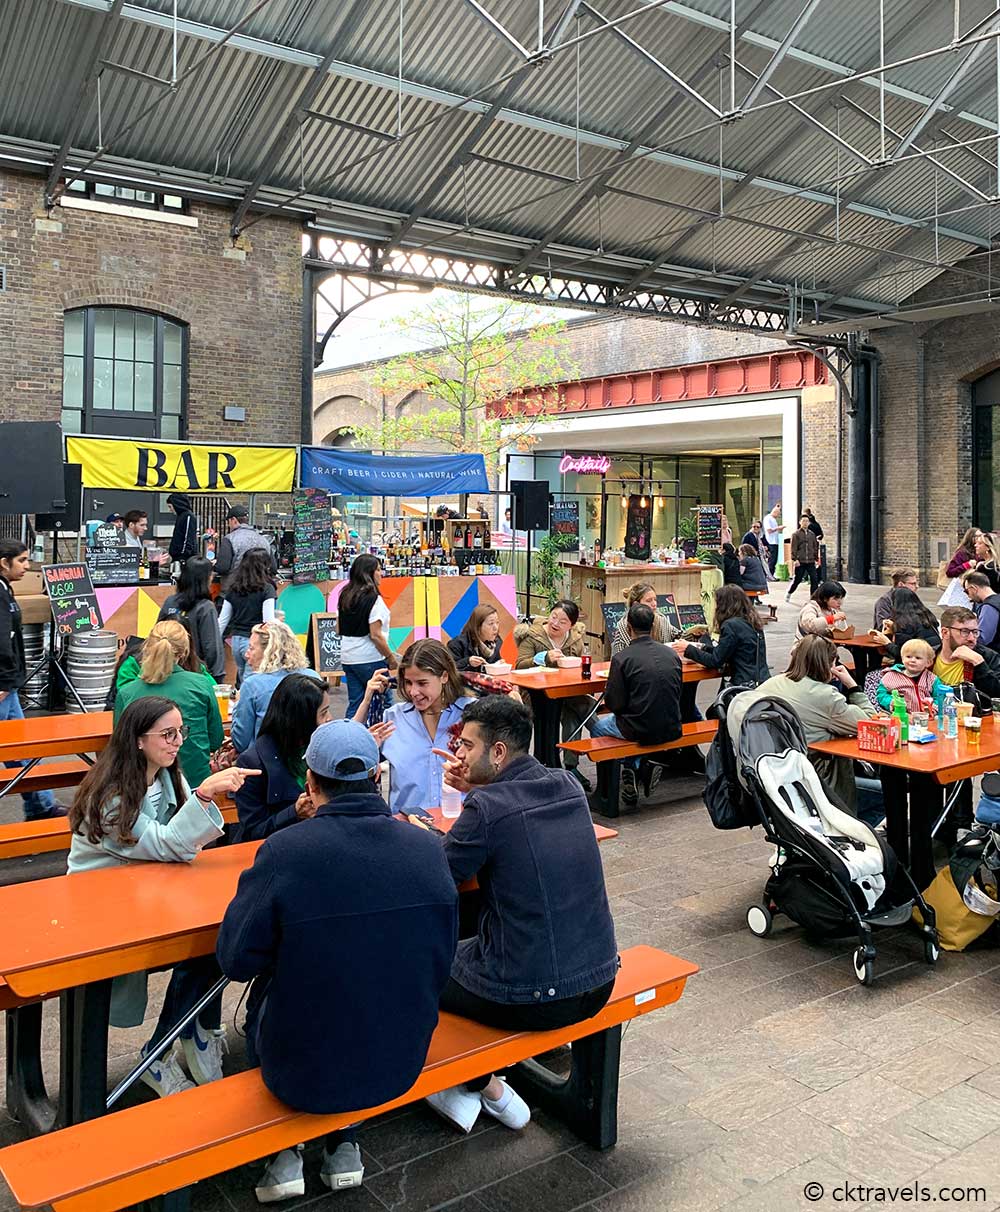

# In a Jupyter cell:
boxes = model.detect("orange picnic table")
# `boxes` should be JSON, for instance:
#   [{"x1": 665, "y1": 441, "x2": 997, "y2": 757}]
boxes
[
  {"x1": 0, "y1": 809, "x2": 616, "y2": 1135},
  {"x1": 506, "y1": 659, "x2": 719, "y2": 767},
  {"x1": 811, "y1": 716, "x2": 1000, "y2": 888}
]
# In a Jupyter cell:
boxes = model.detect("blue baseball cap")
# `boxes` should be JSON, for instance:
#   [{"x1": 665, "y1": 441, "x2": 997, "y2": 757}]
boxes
[{"x1": 305, "y1": 720, "x2": 380, "y2": 781}]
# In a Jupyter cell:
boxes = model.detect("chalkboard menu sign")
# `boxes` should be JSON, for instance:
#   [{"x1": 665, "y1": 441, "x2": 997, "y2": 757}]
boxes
[
  {"x1": 550, "y1": 500, "x2": 579, "y2": 552},
  {"x1": 91, "y1": 522, "x2": 124, "y2": 549},
  {"x1": 310, "y1": 613, "x2": 342, "y2": 676},
  {"x1": 677, "y1": 602, "x2": 708, "y2": 630},
  {"x1": 293, "y1": 488, "x2": 332, "y2": 584},
  {"x1": 624, "y1": 494, "x2": 652, "y2": 559},
  {"x1": 601, "y1": 593, "x2": 679, "y2": 641},
  {"x1": 42, "y1": 563, "x2": 103, "y2": 636},
  {"x1": 86, "y1": 548, "x2": 141, "y2": 586},
  {"x1": 695, "y1": 505, "x2": 724, "y2": 550}
]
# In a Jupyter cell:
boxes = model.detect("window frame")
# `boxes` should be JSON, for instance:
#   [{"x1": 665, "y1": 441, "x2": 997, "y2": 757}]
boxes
[
  {"x1": 62, "y1": 306, "x2": 189, "y2": 441},
  {"x1": 64, "y1": 178, "x2": 188, "y2": 214}
]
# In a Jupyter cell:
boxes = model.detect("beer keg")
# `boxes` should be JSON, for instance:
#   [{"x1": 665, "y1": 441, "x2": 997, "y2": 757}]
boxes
[{"x1": 65, "y1": 629, "x2": 118, "y2": 714}]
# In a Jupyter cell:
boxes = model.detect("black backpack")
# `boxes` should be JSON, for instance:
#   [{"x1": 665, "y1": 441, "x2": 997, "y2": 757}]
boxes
[{"x1": 703, "y1": 686, "x2": 759, "y2": 830}]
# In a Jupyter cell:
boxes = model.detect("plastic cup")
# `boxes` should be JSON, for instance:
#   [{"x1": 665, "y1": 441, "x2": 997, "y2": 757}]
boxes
[
  {"x1": 956, "y1": 701, "x2": 974, "y2": 725},
  {"x1": 911, "y1": 711, "x2": 930, "y2": 731},
  {"x1": 214, "y1": 684, "x2": 232, "y2": 721},
  {"x1": 966, "y1": 715, "x2": 982, "y2": 745}
]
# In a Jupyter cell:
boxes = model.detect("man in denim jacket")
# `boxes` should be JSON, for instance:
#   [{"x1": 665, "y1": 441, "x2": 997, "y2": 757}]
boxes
[{"x1": 426, "y1": 696, "x2": 619, "y2": 1135}]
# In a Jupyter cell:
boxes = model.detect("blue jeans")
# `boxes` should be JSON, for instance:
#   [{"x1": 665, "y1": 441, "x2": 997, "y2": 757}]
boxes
[
  {"x1": 148, "y1": 955, "x2": 223, "y2": 1051},
  {"x1": 589, "y1": 713, "x2": 639, "y2": 769},
  {"x1": 230, "y1": 635, "x2": 250, "y2": 687},
  {"x1": 0, "y1": 690, "x2": 57, "y2": 820},
  {"x1": 344, "y1": 660, "x2": 394, "y2": 721}
]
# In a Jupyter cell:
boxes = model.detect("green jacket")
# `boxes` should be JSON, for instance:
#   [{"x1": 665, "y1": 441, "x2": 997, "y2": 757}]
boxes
[
  {"x1": 116, "y1": 653, "x2": 215, "y2": 692},
  {"x1": 114, "y1": 664, "x2": 224, "y2": 787}
]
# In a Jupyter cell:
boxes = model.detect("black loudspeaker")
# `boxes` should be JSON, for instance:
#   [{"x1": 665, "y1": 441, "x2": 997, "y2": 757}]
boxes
[
  {"x1": 36, "y1": 463, "x2": 82, "y2": 532},
  {"x1": 0, "y1": 423, "x2": 65, "y2": 515},
  {"x1": 511, "y1": 480, "x2": 550, "y2": 531}
]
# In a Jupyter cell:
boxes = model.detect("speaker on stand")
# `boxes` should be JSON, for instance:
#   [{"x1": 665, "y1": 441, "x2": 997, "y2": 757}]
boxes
[{"x1": 510, "y1": 480, "x2": 552, "y2": 618}]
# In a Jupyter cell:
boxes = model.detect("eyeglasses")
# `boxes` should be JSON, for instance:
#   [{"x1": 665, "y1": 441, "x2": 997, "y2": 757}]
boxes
[
  {"x1": 950, "y1": 626, "x2": 980, "y2": 637},
  {"x1": 144, "y1": 725, "x2": 189, "y2": 744}
]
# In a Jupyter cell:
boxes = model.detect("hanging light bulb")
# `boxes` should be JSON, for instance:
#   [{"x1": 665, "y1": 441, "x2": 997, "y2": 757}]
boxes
[
  {"x1": 657, "y1": 495, "x2": 665, "y2": 509},
  {"x1": 640, "y1": 494, "x2": 648, "y2": 509},
  {"x1": 620, "y1": 492, "x2": 628, "y2": 508}
]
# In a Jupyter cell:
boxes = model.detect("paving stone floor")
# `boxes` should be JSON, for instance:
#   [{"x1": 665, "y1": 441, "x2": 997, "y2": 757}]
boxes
[{"x1": 2, "y1": 581, "x2": 999, "y2": 1212}]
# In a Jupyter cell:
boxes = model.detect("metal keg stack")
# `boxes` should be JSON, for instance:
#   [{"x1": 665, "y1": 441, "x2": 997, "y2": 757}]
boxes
[
  {"x1": 20, "y1": 623, "x2": 49, "y2": 706},
  {"x1": 65, "y1": 630, "x2": 118, "y2": 714}
]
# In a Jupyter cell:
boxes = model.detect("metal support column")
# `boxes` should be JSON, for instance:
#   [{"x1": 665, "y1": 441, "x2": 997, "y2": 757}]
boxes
[
  {"x1": 847, "y1": 351, "x2": 872, "y2": 583},
  {"x1": 301, "y1": 265, "x2": 318, "y2": 447}
]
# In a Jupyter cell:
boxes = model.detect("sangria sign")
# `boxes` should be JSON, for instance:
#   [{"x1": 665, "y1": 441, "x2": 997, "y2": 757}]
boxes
[{"x1": 559, "y1": 453, "x2": 611, "y2": 475}]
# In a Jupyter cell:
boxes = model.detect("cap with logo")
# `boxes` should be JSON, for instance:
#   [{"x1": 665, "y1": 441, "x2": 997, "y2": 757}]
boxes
[
  {"x1": 226, "y1": 505, "x2": 250, "y2": 521},
  {"x1": 305, "y1": 720, "x2": 380, "y2": 782}
]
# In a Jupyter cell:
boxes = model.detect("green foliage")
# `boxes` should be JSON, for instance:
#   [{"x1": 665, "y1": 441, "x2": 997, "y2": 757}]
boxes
[
  {"x1": 530, "y1": 535, "x2": 569, "y2": 610},
  {"x1": 345, "y1": 294, "x2": 577, "y2": 472}
]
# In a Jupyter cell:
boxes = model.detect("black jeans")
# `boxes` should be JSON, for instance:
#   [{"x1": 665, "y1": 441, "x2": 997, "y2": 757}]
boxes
[
  {"x1": 439, "y1": 977, "x2": 616, "y2": 1092},
  {"x1": 787, "y1": 562, "x2": 819, "y2": 595},
  {"x1": 149, "y1": 955, "x2": 224, "y2": 1049},
  {"x1": 766, "y1": 542, "x2": 778, "y2": 573}
]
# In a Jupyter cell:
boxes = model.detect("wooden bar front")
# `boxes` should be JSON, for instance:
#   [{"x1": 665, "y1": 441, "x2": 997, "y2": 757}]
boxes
[{"x1": 566, "y1": 563, "x2": 711, "y2": 656}]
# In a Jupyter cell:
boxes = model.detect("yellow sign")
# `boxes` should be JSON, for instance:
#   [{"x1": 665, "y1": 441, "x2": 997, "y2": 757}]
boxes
[{"x1": 66, "y1": 437, "x2": 297, "y2": 494}]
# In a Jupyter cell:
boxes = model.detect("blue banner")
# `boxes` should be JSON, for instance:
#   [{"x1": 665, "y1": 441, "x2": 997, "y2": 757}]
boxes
[{"x1": 300, "y1": 449, "x2": 489, "y2": 495}]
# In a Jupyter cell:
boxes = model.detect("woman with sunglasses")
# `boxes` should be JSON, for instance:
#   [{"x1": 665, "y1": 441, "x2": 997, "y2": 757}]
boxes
[
  {"x1": 68, "y1": 697, "x2": 259, "y2": 1097},
  {"x1": 114, "y1": 620, "x2": 224, "y2": 786}
]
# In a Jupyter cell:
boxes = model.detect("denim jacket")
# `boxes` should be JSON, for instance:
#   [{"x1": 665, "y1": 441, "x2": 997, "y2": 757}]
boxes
[{"x1": 443, "y1": 754, "x2": 619, "y2": 1003}]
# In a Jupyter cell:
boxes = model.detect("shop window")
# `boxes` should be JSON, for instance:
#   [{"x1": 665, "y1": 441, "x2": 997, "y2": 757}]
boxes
[{"x1": 61, "y1": 307, "x2": 187, "y2": 440}]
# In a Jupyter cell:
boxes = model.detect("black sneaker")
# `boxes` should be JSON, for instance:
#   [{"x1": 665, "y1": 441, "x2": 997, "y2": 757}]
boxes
[
  {"x1": 568, "y1": 767, "x2": 592, "y2": 793},
  {"x1": 641, "y1": 762, "x2": 663, "y2": 799},
  {"x1": 620, "y1": 767, "x2": 639, "y2": 805}
]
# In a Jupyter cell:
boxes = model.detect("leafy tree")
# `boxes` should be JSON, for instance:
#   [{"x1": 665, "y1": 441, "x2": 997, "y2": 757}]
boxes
[{"x1": 345, "y1": 293, "x2": 576, "y2": 470}]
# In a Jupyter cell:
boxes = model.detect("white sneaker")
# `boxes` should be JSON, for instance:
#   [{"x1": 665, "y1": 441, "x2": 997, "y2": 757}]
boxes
[
  {"x1": 255, "y1": 1147, "x2": 305, "y2": 1204},
  {"x1": 480, "y1": 1079, "x2": 530, "y2": 1129},
  {"x1": 320, "y1": 1142, "x2": 364, "y2": 1191},
  {"x1": 138, "y1": 1045, "x2": 195, "y2": 1098},
  {"x1": 426, "y1": 1084, "x2": 482, "y2": 1133},
  {"x1": 179, "y1": 1019, "x2": 228, "y2": 1085}
]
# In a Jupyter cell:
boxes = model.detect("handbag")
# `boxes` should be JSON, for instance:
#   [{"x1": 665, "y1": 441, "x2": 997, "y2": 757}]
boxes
[
  {"x1": 936, "y1": 559, "x2": 951, "y2": 590},
  {"x1": 938, "y1": 577, "x2": 972, "y2": 608},
  {"x1": 953, "y1": 682, "x2": 993, "y2": 717}
]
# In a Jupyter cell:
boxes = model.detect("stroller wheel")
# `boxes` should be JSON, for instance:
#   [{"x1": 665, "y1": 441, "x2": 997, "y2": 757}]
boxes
[
  {"x1": 923, "y1": 936, "x2": 940, "y2": 965},
  {"x1": 746, "y1": 904, "x2": 773, "y2": 937},
  {"x1": 853, "y1": 947, "x2": 875, "y2": 986}
]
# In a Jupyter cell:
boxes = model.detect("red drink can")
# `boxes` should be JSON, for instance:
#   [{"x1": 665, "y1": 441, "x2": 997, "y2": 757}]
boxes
[{"x1": 581, "y1": 654, "x2": 592, "y2": 679}]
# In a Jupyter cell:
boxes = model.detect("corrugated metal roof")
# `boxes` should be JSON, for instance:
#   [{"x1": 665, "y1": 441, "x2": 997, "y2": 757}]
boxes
[{"x1": 2, "y1": 0, "x2": 998, "y2": 328}]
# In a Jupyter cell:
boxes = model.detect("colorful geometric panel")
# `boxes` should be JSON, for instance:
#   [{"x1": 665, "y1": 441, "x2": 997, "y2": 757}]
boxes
[
  {"x1": 326, "y1": 580, "x2": 347, "y2": 612},
  {"x1": 277, "y1": 582, "x2": 327, "y2": 636},
  {"x1": 424, "y1": 577, "x2": 440, "y2": 629},
  {"x1": 136, "y1": 589, "x2": 163, "y2": 637},
  {"x1": 380, "y1": 576, "x2": 413, "y2": 611},
  {"x1": 94, "y1": 587, "x2": 136, "y2": 624},
  {"x1": 389, "y1": 626, "x2": 415, "y2": 653},
  {"x1": 439, "y1": 578, "x2": 482, "y2": 641}
]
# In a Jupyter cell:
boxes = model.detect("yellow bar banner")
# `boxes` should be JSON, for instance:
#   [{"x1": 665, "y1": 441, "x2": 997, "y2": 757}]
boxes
[{"x1": 66, "y1": 436, "x2": 297, "y2": 494}]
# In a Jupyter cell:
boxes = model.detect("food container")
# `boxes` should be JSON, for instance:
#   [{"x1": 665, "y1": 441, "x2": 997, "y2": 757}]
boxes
[
  {"x1": 484, "y1": 661, "x2": 512, "y2": 675},
  {"x1": 857, "y1": 716, "x2": 900, "y2": 754},
  {"x1": 556, "y1": 656, "x2": 582, "y2": 669}
]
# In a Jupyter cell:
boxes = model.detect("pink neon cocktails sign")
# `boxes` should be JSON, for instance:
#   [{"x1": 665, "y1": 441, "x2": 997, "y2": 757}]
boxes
[{"x1": 559, "y1": 454, "x2": 611, "y2": 475}]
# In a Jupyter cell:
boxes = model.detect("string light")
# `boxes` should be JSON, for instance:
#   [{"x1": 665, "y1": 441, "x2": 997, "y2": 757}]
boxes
[
  {"x1": 620, "y1": 492, "x2": 627, "y2": 508},
  {"x1": 640, "y1": 494, "x2": 647, "y2": 509}
]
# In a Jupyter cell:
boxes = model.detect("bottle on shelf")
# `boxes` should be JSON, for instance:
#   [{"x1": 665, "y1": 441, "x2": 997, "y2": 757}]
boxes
[
  {"x1": 139, "y1": 546, "x2": 150, "y2": 581},
  {"x1": 473, "y1": 527, "x2": 483, "y2": 550}
]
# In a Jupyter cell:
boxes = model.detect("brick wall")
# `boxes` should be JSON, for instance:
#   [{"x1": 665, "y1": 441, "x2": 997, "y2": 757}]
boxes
[{"x1": 0, "y1": 168, "x2": 303, "y2": 444}]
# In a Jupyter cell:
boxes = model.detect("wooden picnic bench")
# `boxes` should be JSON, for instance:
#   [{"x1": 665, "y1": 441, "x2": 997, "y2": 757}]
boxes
[
  {"x1": 744, "y1": 590, "x2": 777, "y2": 621},
  {"x1": 560, "y1": 720, "x2": 718, "y2": 816},
  {"x1": 0, "y1": 944, "x2": 697, "y2": 1212}
]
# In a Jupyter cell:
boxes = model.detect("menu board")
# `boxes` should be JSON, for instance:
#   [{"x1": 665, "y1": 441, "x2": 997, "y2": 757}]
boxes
[
  {"x1": 310, "y1": 613, "x2": 342, "y2": 676},
  {"x1": 624, "y1": 495, "x2": 652, "y2": 559},
  {"x1": 677, "y1": 602, "x2": 708, "y2": 630},
  {"x1": 86, "y1": 548, "x2": 141, "y2": 586},
  {"x1": 42, "y1": 562, "x2": 103, "y2": 636},
  {"x1": 696, "y1": 505, "x2": 724, "y2": 550},
  {"x1": 92, "y1": 522, "x2": 124, "y2": 549},
  {"x1": 601, "y1": 593, "x2": 679, "y2": 641},
  {"x1": 550, "y1": 500, "x2": 579, "y2": 552},
  {"x1": 293, "y1": 488, "x2": 332, "y2": 584}
]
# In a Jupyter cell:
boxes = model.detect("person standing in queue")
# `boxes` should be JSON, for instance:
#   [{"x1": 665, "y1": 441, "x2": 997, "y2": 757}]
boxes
[
  {"x1": 337, "y1": 554, "x2": 397, "y2": 720},
  {"x1": 762, "y1": 504, "x2": 784, "y2": 573},
  {"x1": 217, "y1": 720, "x2": 457, "y2": 1201},
  {"x1": 427, "y1": 696, "x2": 617, "y2": 1135},
  {"x1": 166, "y1": 493, "x2": 199, "y2": 573},
  {"x1": 213, "y1": 505, "x2": 274, "y2": 591},
  {"x1": 0, "y1": 539, "x2": 63, "y2": 820},
  {"x1": 158, "y1": 557, "x2": 225, "y2": 682},
  {"x1": 68, "y1": 695, "x2": 259, "y2": 1094},
  {"x1": 218, "y1": 549, "x2": 278, "y2": 687}
]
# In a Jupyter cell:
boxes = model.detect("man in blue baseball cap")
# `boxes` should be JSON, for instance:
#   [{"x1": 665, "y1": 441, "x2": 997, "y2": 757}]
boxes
[{"x1": 217, "y1": 719, "x2": 458, "y2": 1201}]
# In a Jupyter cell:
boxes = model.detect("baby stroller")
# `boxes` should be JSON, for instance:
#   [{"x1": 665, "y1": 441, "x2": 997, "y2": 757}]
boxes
[{"x1": 733, "y1": 695, "x2": 939, "y2": 985}]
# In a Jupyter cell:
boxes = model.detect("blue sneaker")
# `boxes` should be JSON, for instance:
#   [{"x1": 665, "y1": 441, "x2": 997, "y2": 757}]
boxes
[
  {"x1": 179, "y1": 1019, "x2": 228, "y2": 1085},
  {"x1": 138, "y1": 1045, "x2": 194, "y2": 1098}
]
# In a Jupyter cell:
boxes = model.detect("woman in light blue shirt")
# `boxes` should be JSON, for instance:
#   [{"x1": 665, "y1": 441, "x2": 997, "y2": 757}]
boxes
[
  {"x1": 229, "y1": 621, "x2": 323, "y2": 753},
  {"x1": 381, "y1": 640, "x2": 475, "y2": 815}
]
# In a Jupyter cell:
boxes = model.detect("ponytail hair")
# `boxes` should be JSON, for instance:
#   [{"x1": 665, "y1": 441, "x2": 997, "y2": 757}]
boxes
[{"x1": 139, "y1": 620, "x2": 190, "y2": 685}]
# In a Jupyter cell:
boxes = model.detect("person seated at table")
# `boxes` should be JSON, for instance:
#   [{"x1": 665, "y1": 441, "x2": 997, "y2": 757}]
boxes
[
  {"x1": 727, "y1": 635, "x2": 877, "y2": 812},
  {"x1": 738, "y1": 544, "x2": 769, "y2": 594},
  {"x1": 741, "y1": 520, "x2": 775, "y2": 577},
  {"x1": 933, "y1": 606, "x2": 1000, "y2": 694},
  {"x1": 515, "y1": 599, "x2": 592, "y2": 790},
  {"x1": 873, "y1": 587, "x2": 941, "y2": 661},
  {"x1": 875, "y1": 639, "x2": 948, "y2": 715},
  {"x1": 796, "y1": 581, "x2": 848, "y2": 639},
  {"x1": 68, "y1": 696, "x2": 257, "y2": 1095},
  {"x1": 785, "y1": 516, "x2": 821, "y2": 601},
  {"x1": 963, "y1": 571, "x2": 1000, "y2": 651},
  {"x1": 610, "y1": 582, "x2": 679, "y2": 654},
  {"x1": 380, "y1": 639, "x2": 475, "y2": 815},
  {"x1": 678, "y1": 585, "x2": 769, "y2": 689},
  {"x1": 218, "y1": 549, "x2": 278, "y2": 688},
  {"x1": 873, "y1": 568, "x2": 918, "y2": 629},
  {"x1": 217, "y1": 720, "x2": 457, "y2": 1200},
  {"x1": 157, "y1": 557, "x2": 225, "y2": 683},
  {"x1": 721, "y1": 542, "x2": 742, "y2": 586},
  {"x1": 591, "y1": 603, "x2": 682, "y2": 805},
  {"x1": 232, "y1": 674, "x2": 331, "y2": 843},
  {"x1": 427, "y1": 696, "x2": 617, "y2": 1135},
  {"x1": 115, "y1": 616, "x2": 216, "y2": 699},
  {"x1": 115, "y1": 621, "x2": 225, "y2": 788},
  {"x1": 229, "y1": 621, "x2": 323, "y2": 752},
  {"x1": 447, "y1": 605, "x2": 504, "y2": 671}
]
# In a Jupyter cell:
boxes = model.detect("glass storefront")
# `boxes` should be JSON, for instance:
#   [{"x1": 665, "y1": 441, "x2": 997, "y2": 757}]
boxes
[{"x1": 974, "y1": 369, "x2": 1000, "y2": 530}]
